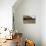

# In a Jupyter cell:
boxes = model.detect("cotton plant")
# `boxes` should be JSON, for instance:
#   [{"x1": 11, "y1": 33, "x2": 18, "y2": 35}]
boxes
[
  {"x1": 0, "y1": 27, "x2": 13, "y2": 39},
  {"x1": 0, "y1": 27, "x2": 9, "y2": 38},
  {"x1": 0, "y1": 27, "x2": 4, "y2": 33},
  {"x1": 0, "y1": 27, "x2": 7, "y2": 45},
  {"x1": 5, "y1": 28, "x2": 13, "y2": 39},
  {"x1": 0, "y1": 27, "x2": 5, "y2": 38}
]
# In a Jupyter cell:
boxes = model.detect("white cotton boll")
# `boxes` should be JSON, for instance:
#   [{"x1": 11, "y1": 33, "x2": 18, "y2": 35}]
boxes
[
  {"x1": 15, "y1": 30, "x2": 18, "y2": 33},
  {"x1": 32, "y1": 15, "x2": 36, "y2": 18}
]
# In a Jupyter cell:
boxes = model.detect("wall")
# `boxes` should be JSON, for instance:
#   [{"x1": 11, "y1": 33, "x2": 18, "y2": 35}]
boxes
[
  {"x1": 41, "y1": 0, "x2": 46, "y2": 46},
  {"x1": 13, "y1": 0, "x2": 41, "y2": 46},
  {"x1": 0, "y1": 0, "x2": 16, "y2": 30}
]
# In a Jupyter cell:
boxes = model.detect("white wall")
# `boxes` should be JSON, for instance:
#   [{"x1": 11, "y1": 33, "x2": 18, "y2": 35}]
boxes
[
  {"x1": 41, "y1": 0, "x2": 46, "y2": 46},
  {"x1": 13, "y1": 0, "x2": 41, "y2": 46},
  {"x1": 0, "y1": 0, "x2": 16, "y2": 30}
]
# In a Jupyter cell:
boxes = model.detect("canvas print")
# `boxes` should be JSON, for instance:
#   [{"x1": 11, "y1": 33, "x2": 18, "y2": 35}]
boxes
[{"x1": 23, "y1": 16, "x2": 36, "y2": 24}]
